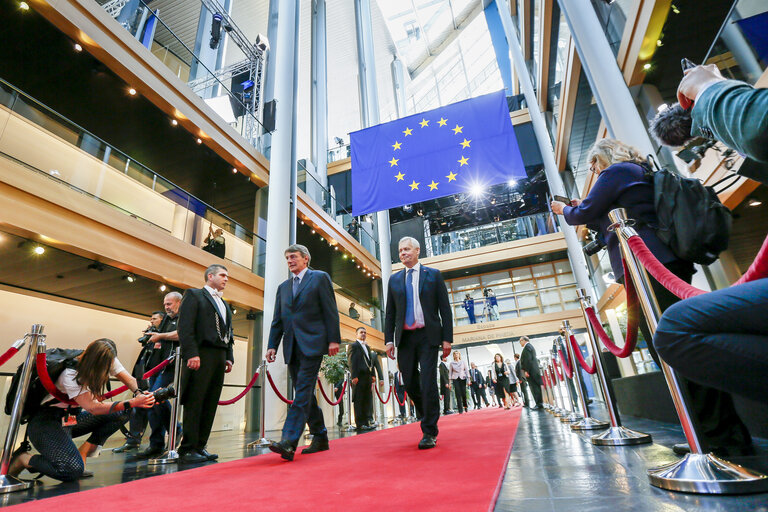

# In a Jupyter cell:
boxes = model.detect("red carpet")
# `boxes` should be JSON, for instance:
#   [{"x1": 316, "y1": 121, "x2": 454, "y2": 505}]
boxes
[{"x1": 8, "y1": 407, "x2": 521, "y2": 512}]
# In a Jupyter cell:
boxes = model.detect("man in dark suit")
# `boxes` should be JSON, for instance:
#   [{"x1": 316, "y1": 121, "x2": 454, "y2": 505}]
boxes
[
  {"x1": 267, "y1": 244, "x2": 341, "y2": 461},
  {"x1": 519, "y1": 336, "x2": 543, "y2": 410},
  {"x1": 177, "y1": 264, "x2": 234, "y2": 463},
  {"x1": 514, "y1": 354, "x2": 529, "y2": 408},
  {"x1": 469, "y1": 362, "x2": 489, "y2": 408},
  {"x1": 385, "y1": 236, "x2": 452, "y2": 450},
  {"x1": 439, "y1": 355, "x2": 452, "y2": 415},
  {"x1": 348, "y1": 326, "x2": 383, "y2": 430}
]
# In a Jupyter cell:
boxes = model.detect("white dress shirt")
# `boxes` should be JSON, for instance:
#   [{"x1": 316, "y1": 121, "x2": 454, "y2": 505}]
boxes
[
  {"x1": 404, "y1": 263, "x2": 425, "y2": 329},
  {"x1": 204, "y1": 284, "x2": 227, "y2": 320},
  {"x1": 356, "y1": 339, "x2": 371, "y2": 366}
]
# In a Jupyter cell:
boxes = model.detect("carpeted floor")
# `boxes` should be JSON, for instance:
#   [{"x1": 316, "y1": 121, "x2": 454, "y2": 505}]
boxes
[{"x1": 6, "y1": 407, "x2": 522, "y2": 512}]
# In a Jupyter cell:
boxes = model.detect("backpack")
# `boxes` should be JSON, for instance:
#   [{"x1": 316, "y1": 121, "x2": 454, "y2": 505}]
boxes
[
  {"x1": 644, "y1": 159, "x2": 732, "y2": 265},
  {"x1": 4, "y1": 348, "x2": 83, "y2": 423}
]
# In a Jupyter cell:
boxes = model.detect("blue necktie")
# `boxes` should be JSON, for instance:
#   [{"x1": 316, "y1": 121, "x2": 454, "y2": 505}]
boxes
[
  {"x1": 405, "y1": 268, "x2": 415, "y2": 327},
  {"x1": 292, "y1": 276, "x2": 300, "y2": 297}
]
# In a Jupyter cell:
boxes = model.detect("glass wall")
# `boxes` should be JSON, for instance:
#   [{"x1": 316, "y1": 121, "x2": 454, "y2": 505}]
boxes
[
  {"x1": 546, "y1": 7, "x2": 571, "y2": 140},
  {"x1": 446, "y1": 259, "x2": 580, "y2": 327},
  {"x1": 705, "y1": 0, "x2": 768, "y2": 85}
]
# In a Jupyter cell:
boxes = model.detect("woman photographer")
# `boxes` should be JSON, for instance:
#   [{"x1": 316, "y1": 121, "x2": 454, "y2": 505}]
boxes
[
  {"x1": 551, "y1": 138, "x2": 751, "y2": 456},
  {"x1": 9, "y1": 338, "x2": 155, "y2": 481}
]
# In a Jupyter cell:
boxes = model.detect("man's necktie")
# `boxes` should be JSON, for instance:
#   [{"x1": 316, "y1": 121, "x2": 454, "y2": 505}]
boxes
[
  {"x1": 292, "y1": 276, "x2": 300, "y2": 297},
  {"x1": 405, "y1": 268, "x2": 415, "y2": 327}
]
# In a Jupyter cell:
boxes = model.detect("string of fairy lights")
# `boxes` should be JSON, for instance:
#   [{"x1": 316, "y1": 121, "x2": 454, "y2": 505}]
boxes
[{"x1": 299, "y1": 216, "x2": 380, "y2": 280}]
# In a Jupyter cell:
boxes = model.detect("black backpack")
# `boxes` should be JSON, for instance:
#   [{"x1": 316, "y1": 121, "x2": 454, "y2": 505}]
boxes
[
  {"x1": 4, "y1": 348, "x2": 83, "y2": 423},
  {"x1": 644, "y1": 160, "x2": 732, "y2": 265}
]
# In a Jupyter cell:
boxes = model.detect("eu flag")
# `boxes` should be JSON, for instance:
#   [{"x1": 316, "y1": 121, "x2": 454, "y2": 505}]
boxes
[{"x1": 350, "y1": 90, "x2": 526, "y2": 216}]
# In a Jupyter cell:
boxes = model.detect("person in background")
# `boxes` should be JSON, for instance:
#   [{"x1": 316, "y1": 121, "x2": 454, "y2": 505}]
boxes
[
  {"x1": 449, "y1": 351, "x2": 470, "y2": 414},
  {"x1": 484, "y1": 288, "x2": 500, "y2": 321},
  {"x1": 348, "y1": 302, "x2": 360, "y2": 320},
  {"x1": 463, "y1": 294, "x2": 476, "y2": 324},
  {"x1": 487, "y1": 369, "x2": 498, "y2": 407},
  {"x1": 346, "y1": 218, "x2": 360, "y2": 238},
  {"x1": 202, "y1": 225, "x2": 226, "y2": 259},
  {"x1": 514, "y1": 354, "x2": 529, "y2": 408},
  {"x1": 439, "y1": 355, "x2": 452, "y2": 415},
  {"x1": 505, "y1": 358, "x2": 523, "y2": 407},
  {"x1": 469, "y1": 362, "x2": 489, "y2": 408},
  {"x1": 519, "y1": 337, "x2": 544, "y2": 410},
  {"x1": 491, "y1": 353, "x2": 512, "y2": 409}
]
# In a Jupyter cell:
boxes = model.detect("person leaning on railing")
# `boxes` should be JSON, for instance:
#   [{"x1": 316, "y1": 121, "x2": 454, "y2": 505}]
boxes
[
  {"x1": 551, "y1": 138, "x2": 753, "y2": 457},
  {"x1": 8, "y1": 339, "x2": 155, "y2": 481}
]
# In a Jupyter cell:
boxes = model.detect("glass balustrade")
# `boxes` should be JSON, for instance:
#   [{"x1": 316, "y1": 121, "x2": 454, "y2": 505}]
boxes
[
  {"x1": 426, "y1": 212, "x2": 559, "y2": 257},
  {"x1": 333, "y1": 284, "x2": 383, "y2": 331},
  {"x1": 0, "y1": 78, "x2": 265, "y2": 275},
  {"x1": 327, "y1": 143, "x2": 351, "y2": 163}
]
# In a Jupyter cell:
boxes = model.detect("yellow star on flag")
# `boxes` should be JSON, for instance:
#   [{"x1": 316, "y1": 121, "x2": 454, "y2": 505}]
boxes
[
  {"x1": 389, "y1": 157, "x2": 399, "y2": 167},
  {"x1": 446, "y1": 171, "x2": 458, "y2": 182},
  {"x1": 419, "y1": 118, "x2": 429, "y2": 128},
  {"x1": 394, "y1": 171, "x2": 405, "y2": 181},
  {"x1": 403, "y1": 127, "x2": 413, "y2": 136},
  {"x1": 392, "y1": 141, "x2": 402, "y2": 150},
  {"x1": 428, "y1": 180, "x2": 439, "y2": 191},
  {"x1": 409, "y1": 180, "x2": 420, "y2": 191},
  {"x1": 460, "y1": 138, "x2": 471, "y2": 149},
  {"x1": 458, "y1": 156, "x2": 469, "y2": 166},
  {"x1": 437, "y1": 117, "x2": 448, "y2": 127},
  {"x1": 452, "y1": 124, "x2": 463, "y2": 134}
]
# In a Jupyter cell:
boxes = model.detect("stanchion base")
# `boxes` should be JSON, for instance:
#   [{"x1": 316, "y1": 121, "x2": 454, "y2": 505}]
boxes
[
  {"x1": 342, "y1": 425, "x2": 357, "y2": 432},
  {"x1": 570, "y1": 417, "x2": 610, "y2": 431},
  {"x1": 246, "y1": 438, "x2": 272, "y2": 448},
  {"x1": 552, "y1": 408, "x2": 565, "y2": 417},
  {"x1": 0, "y1": 475, "x2": 32, "y2": 494},
  {"x1": 148, "y1": 450, "x2": 179, "y2": 465},
  {"x1": 648, "y1": 453, "x2": 768, "y2": 494},
  {"x1": 560, "y1": 413, "x2": 582, "y2": 423},
  {"x1": 591, "y1": 426, "x2": 651, "y2": 445}
]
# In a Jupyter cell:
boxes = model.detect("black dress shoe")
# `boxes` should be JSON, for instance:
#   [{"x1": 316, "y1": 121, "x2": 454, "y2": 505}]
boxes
[
  {"x1": 179, "y1": 451, "x2": 208, "y2": 464},
  {"x1": 361, "y1": 424, "x2": 376, "y2": 431},
  {"x1": 530, "y1": 404, "x2": 542, "y2": 410},
  {"x1": 137, "y1": 446, "x2": 164, "y2": 459},
  {"x1": 268, "y1": 440, "x2": 296, "y2": 461},
  {"x1": 672, "y1": 443, "x2": 690, "y2": 456},
  {"x1": 198, "y1": 449, "x2": 218, "y2": 461},
  {"x1": 113, "y1": 442, "x2": 140, "y2": 453},
  {"x1": 79, "y1": 469, "x2": 94, "y2": 478},
  {"x1": 418, "y1": 435, "x2": 437, "y2": 450},
  {"x1": 301, "y1": 435, "x2": 329, "y2": 454}
]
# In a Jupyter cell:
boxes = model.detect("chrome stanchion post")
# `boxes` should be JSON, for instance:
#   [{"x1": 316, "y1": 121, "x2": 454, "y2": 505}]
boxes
[
  {"x1": 539, "y1": 363, "x2": 552, "y2": 411},
  {"x1": 548, "y1": 359, "x2": 565, "y2": 417},
  {"x1": 247, "y1": 360, "x2": 271, "y2": 448},
  {"x1": 564, "y1": 321, "x2": 609, "y2": 432},
  {"x1": 609, "y1": 208, "x2": 768, "y2": 494},
  {"x1": 343, "y1": 370, "x2": 356, "y2": 432},
  {"x1": 149, "y1": 346, "x2": 182, "y2": 465},
  {"x1": 555, "y1": 339, "x2": 581, "y2": 424},
  {"x1": 0, "y1": 326, "x2": 43, "y2": 494},
  {"x1": 576, "y1": 291, "x2": 651, "y2": 445}
]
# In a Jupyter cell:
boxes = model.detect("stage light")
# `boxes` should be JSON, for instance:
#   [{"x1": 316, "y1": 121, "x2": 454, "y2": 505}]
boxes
[
  {"x1": 19, "y1": 2, "x2": 29, "y2": 10},
  {"x1": 33, "y1": 246, "x2": 45, "y2": 255},
  {"x1": 643, "y1": 63, "x2": 651, "y2": 71},
  {"x1": 507, "y1": 179, "x2": 517, "y2": 187},
  {"x1": 470, "y1": 183, "x2": 484, "y2": 198},
  {"x1": 128, "y1": 88, "x2": 137, "y2": 95},
  {"x1": 171, "y1": 119, "x2": 178, "y2": 126},
  {"x1": 159, "y1": 284, "x2": 167, "y2": 292},
  {"x1": 73, "y1": 43, "x2": 83, "y2": 52},
  {"x1": 196, "y1": 138, "x2": 203, "y2": 144},
  {"x1": 210, "y1": 13, "x2": 223, "y2": 49}
]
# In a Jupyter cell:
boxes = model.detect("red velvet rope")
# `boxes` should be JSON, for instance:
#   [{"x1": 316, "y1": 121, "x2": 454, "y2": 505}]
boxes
[
  {"x1": 626, "y1": 236, "x2": 707, "y2": 299},
  {"x1": 0, "y1": 346, "x2": 19, "y2": 368},
  {"x1": 266, "y1": 369, "x2": 293, "y2": 404},
  {"x1": 373, "y1": 383, "x2": 392, "y2": 404},
  {"x1": 102, "y1": 356, "x2": 174, "y2": 399},
  {"x1": 552, "y1": 359, "x2": 563, "y2": 381},
  {"x1": 317, "y1": 378, "x2": 347, "y2": 406},
  {"x1": 558, "y1": 349, "x2": 573, "y2": 379},
  {"x1": 542, "y1": 369, "x2": 549, "y2": 388},
  {"x1": 218, "y1": 370, "x2": 260, "y2": 405},
  {"x1": 735, "y1": 234, "x2": 768, "y2": 285},
  {"x1": 569, "y1": 335, "x2": 597, "y2": 374},
  {"x1": 395, "y1": 389, "x2": 407, "y2": 406},
  {"x1": 36, "y1": 353, "x2": 78, "y2": 406}
]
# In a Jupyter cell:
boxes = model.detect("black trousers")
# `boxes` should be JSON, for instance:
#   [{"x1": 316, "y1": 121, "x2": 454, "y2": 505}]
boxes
[
  {"x1": 634, "y1": 261, "x2": 751, "y2": 450},
  {"x1": 353, "y1": 378, "x2": 373, "y2": 427},
  {"x1": 335, "y1": 387, "x2": 345, "y2": 423},
  {"x1": 519, "y1": 379, "x2": 530, "y2": 407},
  {"x1": 529, "y1": 376, "x2": 543, "y2": 406},
  {"x1": 125, "y1": 407, "x2": 148, "y2": 445},
  {"x1": 179, "y1": 346, "x2": 226, "y2": 453},
  {"x1": 397, "y1": 329, "x2": 440, "y2": 437},
  {"x1": 453, "y1": 378, "x2": 468, "y2": 412}
]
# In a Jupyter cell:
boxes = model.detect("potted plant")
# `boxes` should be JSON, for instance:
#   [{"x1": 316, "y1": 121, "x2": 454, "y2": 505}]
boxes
[{"x1": 320, "y1": 350, "x2": 349, "y2": 384}]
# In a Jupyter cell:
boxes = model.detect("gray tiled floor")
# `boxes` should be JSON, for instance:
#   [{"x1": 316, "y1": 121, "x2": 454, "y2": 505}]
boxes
[{"x1": 495, "y1": 405, "x2": 768, "y2": 511}]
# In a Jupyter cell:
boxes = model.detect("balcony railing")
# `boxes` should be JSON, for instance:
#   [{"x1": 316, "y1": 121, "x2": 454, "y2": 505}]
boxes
[
  {"x1": 327, "y1": 143, "x2": 351, "y2": 164},
  {"x1": 0, "y1": 78, "x2": 265, "y2": 275},
  {"x1": 426, "y1": 212, "x2": 559, "y2": 258}
]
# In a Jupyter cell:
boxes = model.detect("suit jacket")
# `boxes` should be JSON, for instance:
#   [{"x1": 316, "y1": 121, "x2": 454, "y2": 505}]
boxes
[
  {"x1": 384, "y1": 264, "x2": 452, "y2": 347},
  {"x1": 177, "y1": 288, "x2": 234, "y2": 363},
  {"x1": 515, "y1": 360, "x2": 526, "y2": 383},
  {"x1": 267, "y1": 269, "x2": 341, "y2": 363},
  {"x1": 520, "y1": 343, "x2": 542, "y2": 386},
  {"x1": 439, "y1": 361, "x2": 450, "y2": 389},
  {"x1": 469, "y1": 367, "x2": 485, "y2": 387},
  {"x1": 348, "y1": 342, "x2": 381, "y2": 382},
  {"x1": 692, "y1": 80, "x2": 768, "y2": 165}
]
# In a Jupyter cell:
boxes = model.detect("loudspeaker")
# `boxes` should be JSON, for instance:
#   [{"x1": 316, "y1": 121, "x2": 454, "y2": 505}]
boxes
[{"x1": 262, "y1": 100, "x2": 277, "y2": 133}]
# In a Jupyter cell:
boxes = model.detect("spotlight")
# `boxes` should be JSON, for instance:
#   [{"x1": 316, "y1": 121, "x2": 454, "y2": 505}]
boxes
[
  {"x1": 232, "y1": 167, "x2": 238, "y2": 174},
  {"x1": 255, "y1": 33, "x2": 270, "y2": 52},
  {"x1": 125, "y1": 274, "x2": 136, "y2": 283},
  {"x1": 19, "y1": 2, "x2": 29, "y2": 10},
  {"x1": 33, "y1": 246, "x2": 45, "y2": 255},
  {"x1": 159, "y1": 284, "x2": 167, "y2": 292},
  {"x1": 128, "y1": 88, "x2": 137, "y2": 95},
  {"x1": 73, "y1": 43, "x2": 83, "y2": 52},
  {"x1": 196, "y1": 138, "x2": 203, "y2": 144},
  {"x1": 507, "y1": 179, "x2": 517, "y2": 187},
  {"x1": 748, "y1": 198, "x2": 762, "y2": 207},
  {"x1": 469, "y1": 183, "x2": 484, "y2": 198},
  {"x1": 210, "y1": 13, "x2": 223, "y2": 49},
  {"x1": 171, "y1": 119, "x2": 178, "y2": 126},
  {"x1": 643, "y1": 63, "x2": 651, "y2": 71}
]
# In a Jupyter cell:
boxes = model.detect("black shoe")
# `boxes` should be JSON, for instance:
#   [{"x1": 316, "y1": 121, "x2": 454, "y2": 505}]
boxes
[
  {"x1": 198, "y1": 449, "x2": 218, "y2": 461},
  {"x1": 113, "y1": 442, "x2": 140, "y2": 453},
  {"x1": 530, "y1": 404, "x2": 542, "y2": 410},
  {"x1": 418, "y1": 435, "x2": 437, "y2": 450},
  {"x1": 137, "y1": 446, "x2": 164, "y2": 459},
  {"x1": 269, "y1": 440, "x2": 296, "y2": 461},
  {"x1": 444, "y1": 410, "x2": 454, "y2": 415},
  {"x1": 361, "y1": 424, "x2": 376, "y2": 431},
  {"x1": 301, "y1": 435, "x2": 329, "y2": 454},
  {"x1": 79, "y1": 469, "x2": 94, "y2": 479},
  {"x1": 179, "y1": 451, "x2": 208, "y2": 464},
  {"x1": 672, "y1": 443, "x2": 690, "y2": 456}
]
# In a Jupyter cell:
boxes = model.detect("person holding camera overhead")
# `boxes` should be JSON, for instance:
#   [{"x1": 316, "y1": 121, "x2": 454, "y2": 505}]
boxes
[
  {"x1": 550, "y1": 138, "x2": 751, "y2": 457},
  {"x1": 8, "y1": 339, "x2": 155, "y2": 481}
]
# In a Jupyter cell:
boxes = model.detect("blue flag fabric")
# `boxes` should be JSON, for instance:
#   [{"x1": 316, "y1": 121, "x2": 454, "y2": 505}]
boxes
[{"x1": 350, "y1": 90, "x2": 526, "y2": 216}]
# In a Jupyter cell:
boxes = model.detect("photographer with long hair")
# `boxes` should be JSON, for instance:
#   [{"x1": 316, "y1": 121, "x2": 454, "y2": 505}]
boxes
[
  {"x1": 8, "y1": 339, "x2": 155, "y2": 481},
  {"x1": 551, "y1": 138, "x2": 752, "y2": 456}
]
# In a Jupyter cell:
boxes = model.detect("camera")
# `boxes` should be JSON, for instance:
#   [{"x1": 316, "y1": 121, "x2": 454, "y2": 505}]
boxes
[
  {"x1": 152, "y1": 385, "x2": 176, "y2": 403},
  {"x1": 583, "y1": 232, "x2": 605, "y2": 257}
]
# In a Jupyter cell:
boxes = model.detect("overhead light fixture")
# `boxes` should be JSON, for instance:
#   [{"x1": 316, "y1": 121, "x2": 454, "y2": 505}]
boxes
[
  {"x1": 255, "y1": 33, "x2": 270, "y2": 52},
  {"x1": 33, "y1": 246, "x2": 45, "y2": 255},
  {"x1": 87, "y1": 262, "x2": 105, "y2": 271},
  {"x1": 342, "y1": 254, "x2": 348, "y2": 259},
  {"x1": 748, "y1": 198, "x2": 762, "y2": 207},
  {"x1": 311, "y1": 229, "x2": 316, "y2": 234},
  {"x1": 196, "y1": 138, "x2": 203, "y2": 144},
  {"x1": 171, "y1": 119, "x2": 178, "y2": 126},
  {"x1": 643, "y1": 63, "x2": 651, "y2": 71},
  {"x1": 19, "y1": 2, "x2": 29, "y2": 10},
  {"x1": 128, "y1": 88, "x2": 137, "y2": 96},
  {"x1": 125, "y1": 274, "x2": 136, "y2": 283},
  {"x1": 159, "y1": 284, "x2": 167, "y2": 292},
  {"x1": 73, "y1": 43, "x2": 83, "y2": 52},
  {"x1": 232, "y1": 167, "x2": 238, "y2": 174}
]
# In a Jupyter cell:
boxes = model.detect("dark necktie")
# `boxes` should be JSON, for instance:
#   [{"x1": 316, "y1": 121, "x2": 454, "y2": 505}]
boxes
[
  {"x1": 405, "y1": 268, "x2": 415, "y2": 327},
  {"x1": 292, "y1": 276, "x2": 300, "y2": 297}
]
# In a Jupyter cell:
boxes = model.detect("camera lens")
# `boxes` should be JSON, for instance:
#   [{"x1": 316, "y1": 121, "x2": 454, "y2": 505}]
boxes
[
  {"x1": 152, "y1": 385, "x2": 176, "y2": 403},
  {"x1": 583, "y1": 240, "x2": 604, "y2": 257}
]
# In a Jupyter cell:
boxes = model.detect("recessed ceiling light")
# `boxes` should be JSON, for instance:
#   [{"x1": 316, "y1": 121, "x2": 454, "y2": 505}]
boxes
[
  {"x1": 73, "y1": 43, "x2": 83, "y2": 52},
  {"x1": 643, "y1": 63, "x2": 651, "y2": 70},
  {"x1": 128, "y1": 88, "x2": 137, "y2": 95},
  {"x1": 232, "y1": 168, "x2": 238, "y2": 174},
  {"x1": 19, "y1": 2, "x2": 29, "y2": 11},
  {"x1": 196, "y1": 138, "x2": 202, "y2": 144},
  {"x1": 171, "y1": 119, "x2": 178, "y2": 126},
  {"x1": 748, "y1": 198, "x2": 762, "y2": 207},
  {"x1": 159, "y1": 284, "x2": 167, "y2": 292},
  {"x1": 33, "y1": 246, "x2": 45, "y2": 255}
]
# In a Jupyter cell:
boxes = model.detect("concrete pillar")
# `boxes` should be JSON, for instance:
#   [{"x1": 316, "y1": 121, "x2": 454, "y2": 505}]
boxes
[
  {"x1": 495, "y1": 0, "x2": 596, "y2": 303},
  {"x1": 311, "y1": 0, "x2": 329, "y2": 188}
]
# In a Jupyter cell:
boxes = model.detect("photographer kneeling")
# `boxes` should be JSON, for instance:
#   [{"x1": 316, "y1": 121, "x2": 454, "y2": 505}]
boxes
[
  {"x1": 8, "y1": 339, "x2": 155, "y2": 481},
  {"x1": 551, "y1": 138, "x2": 752, "y2": 456}
]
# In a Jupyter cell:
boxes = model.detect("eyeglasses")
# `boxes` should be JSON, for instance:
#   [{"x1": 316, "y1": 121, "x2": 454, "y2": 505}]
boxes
[{"x1": 589, "y1": 161, "x2": 599, "y2": 174}]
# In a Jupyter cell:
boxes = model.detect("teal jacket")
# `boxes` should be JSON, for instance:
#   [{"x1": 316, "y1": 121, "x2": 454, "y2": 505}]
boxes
[{"x1": 692, "y1": 80, "x2": 768, "y2": 163}]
